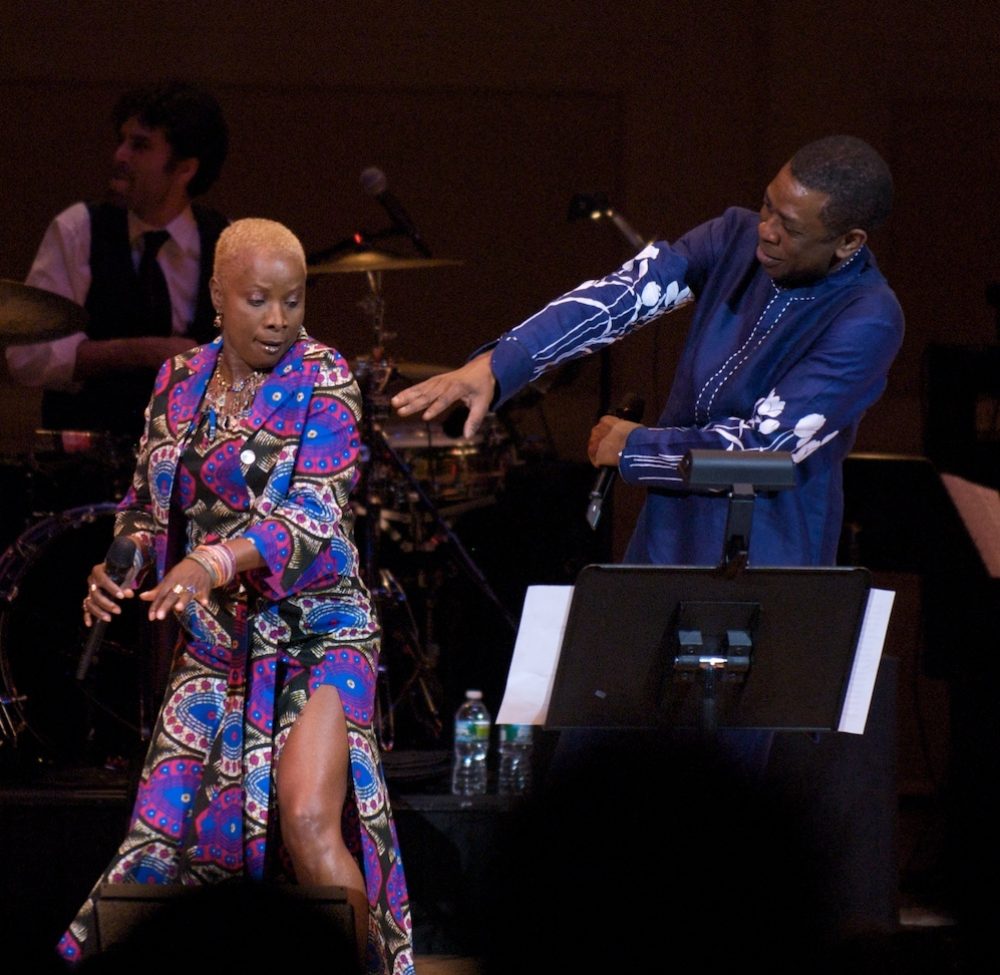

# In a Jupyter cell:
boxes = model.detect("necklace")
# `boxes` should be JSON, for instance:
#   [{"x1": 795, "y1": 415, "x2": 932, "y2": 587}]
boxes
[
  {"x1": 202, "y1": 365, "x2": 266, "y2": 438},
  {"x1": 216, "y1": 370, "x2": 264, "y2": 394}
]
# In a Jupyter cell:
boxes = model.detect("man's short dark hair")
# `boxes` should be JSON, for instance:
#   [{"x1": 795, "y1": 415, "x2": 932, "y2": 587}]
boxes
[
  {"x1": 790, "y1": 135, "x2": 893, "y2": 236},
  {"x1": 113, "y1": 80, "x2": 228, "y2": 197}
]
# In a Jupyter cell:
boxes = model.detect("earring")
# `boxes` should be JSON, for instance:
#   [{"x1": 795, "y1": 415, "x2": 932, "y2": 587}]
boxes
[{"x1": 213, "y1": 312, "x2": 222, "y2": 329}]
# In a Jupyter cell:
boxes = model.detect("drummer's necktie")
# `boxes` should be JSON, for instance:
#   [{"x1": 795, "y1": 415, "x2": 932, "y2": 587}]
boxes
[{"x1": 137, "y1": 230, "x2": 172, "y2": 335}]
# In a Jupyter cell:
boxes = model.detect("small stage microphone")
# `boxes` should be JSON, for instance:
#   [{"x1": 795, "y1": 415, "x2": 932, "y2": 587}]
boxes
[
  {"x1": 360, "y1": 166, "x2": 432, "y2": 257},
  {"x1": 76, "y1": 536, "x2": 138, "y2": 681},
  {"x1": 585, "y1": 393, "x2": 645, "y2": 531}
]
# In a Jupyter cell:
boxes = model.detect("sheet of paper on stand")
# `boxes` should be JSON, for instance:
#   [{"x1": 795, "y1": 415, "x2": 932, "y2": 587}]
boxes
[
  {"x1": 838, "y1": 587, "x2": 895, "y2": 734},
  {"x1": 496, "y1": 585, "x2": 573, "y2": 726}
]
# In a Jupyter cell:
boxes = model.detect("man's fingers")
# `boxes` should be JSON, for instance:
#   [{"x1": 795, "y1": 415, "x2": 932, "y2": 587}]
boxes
[
  {"x1": 392, "y1": 379, "x2": 461, "y2": 421},
  {"x1": 390, "y1": 389, "x2": 420, "y2": 415},
  {"x1": 391, "y1": 380, "x2": 449, "y2": 417},
  {"x1": 464, "y1": 401, "x2": 489, "y2": 439}
]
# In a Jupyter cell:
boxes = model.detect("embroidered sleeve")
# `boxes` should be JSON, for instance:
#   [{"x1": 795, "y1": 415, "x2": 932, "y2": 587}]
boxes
[{"x1": 490, "y1": 243, "x2": 694, "y2": 406}]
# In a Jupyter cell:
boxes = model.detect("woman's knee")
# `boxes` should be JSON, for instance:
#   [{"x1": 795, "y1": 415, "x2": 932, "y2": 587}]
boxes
[
  {"x1": 277, "y1": 687, "x2": 350, "y2": 845},
  {"x1": 281, "y1": 793, "x2": 336, "y2": 848}
]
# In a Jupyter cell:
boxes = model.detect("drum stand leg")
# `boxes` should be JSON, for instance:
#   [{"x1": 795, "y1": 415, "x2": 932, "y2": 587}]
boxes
[
  {"x1": 357, "y1": 422, "x2": 519, "y2": 750},
  {"x1": 0, "y1": 693, "x2": 27, "y2": 757}
]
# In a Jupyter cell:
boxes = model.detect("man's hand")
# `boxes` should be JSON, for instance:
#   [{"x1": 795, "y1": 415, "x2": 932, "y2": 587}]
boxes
[
  {"x1": 390, "y1": 351, "x2": 496, "y2": 439},
  {"x1": 588, "y1": 414, "x2": 641, "y2": 467}
]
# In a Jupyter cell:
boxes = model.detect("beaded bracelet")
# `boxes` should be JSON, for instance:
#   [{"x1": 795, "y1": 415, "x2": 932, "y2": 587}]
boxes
[
  {"x1": 185, "y1": 549, "x2": 220, "y2": 586},
  {"x1": 212, "y1": 543, "x2": 237, "y2": 584},
  {"x1": 186, "y1": 543, "x2": 238, "y2": 588}
]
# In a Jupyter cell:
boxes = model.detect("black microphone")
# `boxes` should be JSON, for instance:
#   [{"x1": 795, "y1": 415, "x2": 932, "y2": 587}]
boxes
[
  {"x1": 76, "y1": 536, "x2": 138, "y2": 681},
  {"x1": 585, "y1": 393, "x2": 645, "y2": 530},
  {"x1": 360, "y1": 167, "x2": 432, "y2": 257}
]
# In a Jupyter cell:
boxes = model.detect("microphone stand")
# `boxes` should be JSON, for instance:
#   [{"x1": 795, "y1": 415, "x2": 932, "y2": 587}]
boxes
[{"x1": 568, "y1": 193, "x2": 649, "y2": 411}]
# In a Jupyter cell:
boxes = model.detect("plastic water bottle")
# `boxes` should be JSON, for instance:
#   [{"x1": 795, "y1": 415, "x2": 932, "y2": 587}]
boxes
[
  {"x1": 497, "y1": 723, "x2": 534, "y2": 796},
  {"x1": 451, "y1": 690, "x2": 491, "y2": 796}
]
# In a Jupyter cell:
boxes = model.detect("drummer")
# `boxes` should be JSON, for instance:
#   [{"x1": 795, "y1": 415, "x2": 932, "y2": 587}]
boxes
[{"x1": 4, "y1": 80, "x2": 229, "y2": 442}]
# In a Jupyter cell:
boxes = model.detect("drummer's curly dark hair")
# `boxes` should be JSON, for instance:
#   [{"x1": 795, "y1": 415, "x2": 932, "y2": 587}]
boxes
[
  {"x1": 113, "y1": 80, "x2": 228, "y2": 198},
  {"x1": 790, "y1": 135, "x2": 893, "y2": 236}
]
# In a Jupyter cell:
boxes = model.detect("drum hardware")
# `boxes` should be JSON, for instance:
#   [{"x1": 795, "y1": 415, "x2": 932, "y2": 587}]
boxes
[
  {"x1": 375, "y1": 430, "x2": 516, "y2": 628},
  {"x1": 0, "y1": 504, "x2": 144, "y2": 770},
  {"x1": 371, "y1": 568, "x2": 445, "y2": 753},
  {"x1": 358, "y1": 400, "x2": 518, "y2": 752},
  {"x1": 344, "y1": 264, "x2": 515, "y2": 753}
]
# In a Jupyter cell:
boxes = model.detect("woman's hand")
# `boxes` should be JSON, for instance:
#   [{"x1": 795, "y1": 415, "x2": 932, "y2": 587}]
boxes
[
  {"x1": 139, "y1": 559, "x2": 212, "y2": 621},
  {"x1": 82, "y1": 560, "x2": 136, "y2": 627}
]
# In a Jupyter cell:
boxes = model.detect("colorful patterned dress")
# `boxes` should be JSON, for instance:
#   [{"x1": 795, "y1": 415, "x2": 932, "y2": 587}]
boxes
[{"x1": 57, "y1": 332, "x2": 413, "y2": 975}]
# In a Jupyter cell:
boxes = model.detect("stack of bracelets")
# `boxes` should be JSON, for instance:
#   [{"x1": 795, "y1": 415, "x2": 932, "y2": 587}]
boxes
[{"x1": 185, "y1": 542, "x2": 237, "y2": 587}]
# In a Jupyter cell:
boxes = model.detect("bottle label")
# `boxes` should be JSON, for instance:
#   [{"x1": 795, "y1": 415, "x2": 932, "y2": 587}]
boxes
[
  {"x1": 501, "y1": 724, "x2": 533, "y2": 744},
  {"x1": 455, "y1": 719, "x2": 490, "y2": 741}
]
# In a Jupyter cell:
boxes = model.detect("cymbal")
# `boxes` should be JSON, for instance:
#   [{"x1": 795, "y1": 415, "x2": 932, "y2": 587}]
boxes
[
  {"x1": 393, "y1": 361, "x2": 454, "y2": 381},
  {"x1": 0, "y1": 279, "x2": 89, "y2": 345},
  {"x1": 308, "y1": 251, "x2": 463, "y2": 275}
]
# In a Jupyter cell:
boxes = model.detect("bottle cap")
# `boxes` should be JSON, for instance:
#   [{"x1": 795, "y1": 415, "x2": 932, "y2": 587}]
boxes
[{"x1": 466, "y1": 689, "x2": 483, "y2": 699}]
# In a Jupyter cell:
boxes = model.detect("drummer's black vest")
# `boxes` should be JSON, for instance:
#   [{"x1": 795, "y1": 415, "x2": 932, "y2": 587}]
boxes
[{"x1": 41, "y1": 202, "x2": 227, "y2": 439}]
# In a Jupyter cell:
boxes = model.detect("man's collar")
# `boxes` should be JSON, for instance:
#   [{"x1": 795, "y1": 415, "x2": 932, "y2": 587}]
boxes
[{"x1": 127, "y1": 206, "x2": 199, "y2": 254}]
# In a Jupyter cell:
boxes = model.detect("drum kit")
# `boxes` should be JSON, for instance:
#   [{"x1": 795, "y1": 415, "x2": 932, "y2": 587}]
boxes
[
  {"x1": 0, "y1": 281, "x2": 145, "y2": 773},
  {"x1": 0, "y1": 252, "x2": 520, "y2": 774},
  {"x1": 308, "y1": 250, "x2": 519, "y2": 753}
]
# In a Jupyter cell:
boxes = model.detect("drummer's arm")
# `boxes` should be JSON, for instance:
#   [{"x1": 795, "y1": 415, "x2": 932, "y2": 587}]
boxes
[
  {"x1": 8, "y1": 204, "x2": 196, "y2": 387},
  {"x1": 4, "y1": 334, "x2": 86, "y2": 389},
  {"x1": 4, "y1": 208, "x2": 91, "y2": 389},
  {"x1": 72, "y1": 335, "x2": 197, "y2": 379}
]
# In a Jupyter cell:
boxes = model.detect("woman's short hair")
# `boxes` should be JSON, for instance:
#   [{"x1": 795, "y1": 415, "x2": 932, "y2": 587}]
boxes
[{"x1": 213, "y1": 218, "x2": 307, "y2": 281}]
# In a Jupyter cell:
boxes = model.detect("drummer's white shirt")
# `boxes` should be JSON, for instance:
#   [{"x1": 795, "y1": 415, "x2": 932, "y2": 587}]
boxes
[{"x1": 5, "y1": 203, "x2": 203, "y2": 390}]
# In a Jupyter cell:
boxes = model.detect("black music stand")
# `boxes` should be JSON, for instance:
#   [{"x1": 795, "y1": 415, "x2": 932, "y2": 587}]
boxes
[
  {"x1": 543, "y1": 449, "x2": 876, "y2": 738},
  {"x1": 543, "y1": 562, "x2": 873, "y2": 737}
]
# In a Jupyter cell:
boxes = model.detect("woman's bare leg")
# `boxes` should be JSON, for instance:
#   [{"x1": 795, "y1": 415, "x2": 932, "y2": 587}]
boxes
[{"x1": 277, "y1": 684, "x2": 367, "y2": 968}]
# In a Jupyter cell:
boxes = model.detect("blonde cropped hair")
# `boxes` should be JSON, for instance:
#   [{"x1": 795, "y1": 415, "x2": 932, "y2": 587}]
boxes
[{"x1": 213, "y1": 217, "x2": 307, "y2": 282}]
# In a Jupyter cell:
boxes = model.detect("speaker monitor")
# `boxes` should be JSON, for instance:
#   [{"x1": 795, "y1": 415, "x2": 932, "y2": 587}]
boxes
[{"x1": 94, "y1": 882, "x2": 354, "y2": 954}]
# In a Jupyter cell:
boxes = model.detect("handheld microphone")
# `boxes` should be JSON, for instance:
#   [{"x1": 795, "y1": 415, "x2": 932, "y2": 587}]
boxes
[
  {"x1": 585, "y1": 393, "x2": 645, "y2": 530},
  {"x1": 76, "y1": 536, "x2": 138, "y2": 681},
  {"x1": 360, "y1": 167, "x2": 432, "y2": 257}
]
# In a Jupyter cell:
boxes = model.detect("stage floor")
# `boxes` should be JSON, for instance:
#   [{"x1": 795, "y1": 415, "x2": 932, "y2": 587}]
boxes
[{"x1": 0, "y1": 742, "x2": 972, "y2": 973}]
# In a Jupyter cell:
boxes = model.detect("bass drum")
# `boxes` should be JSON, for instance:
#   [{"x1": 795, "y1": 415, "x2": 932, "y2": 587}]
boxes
[{"x1": 0, "y1": 504, "x2": 144, "y2": 770}]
